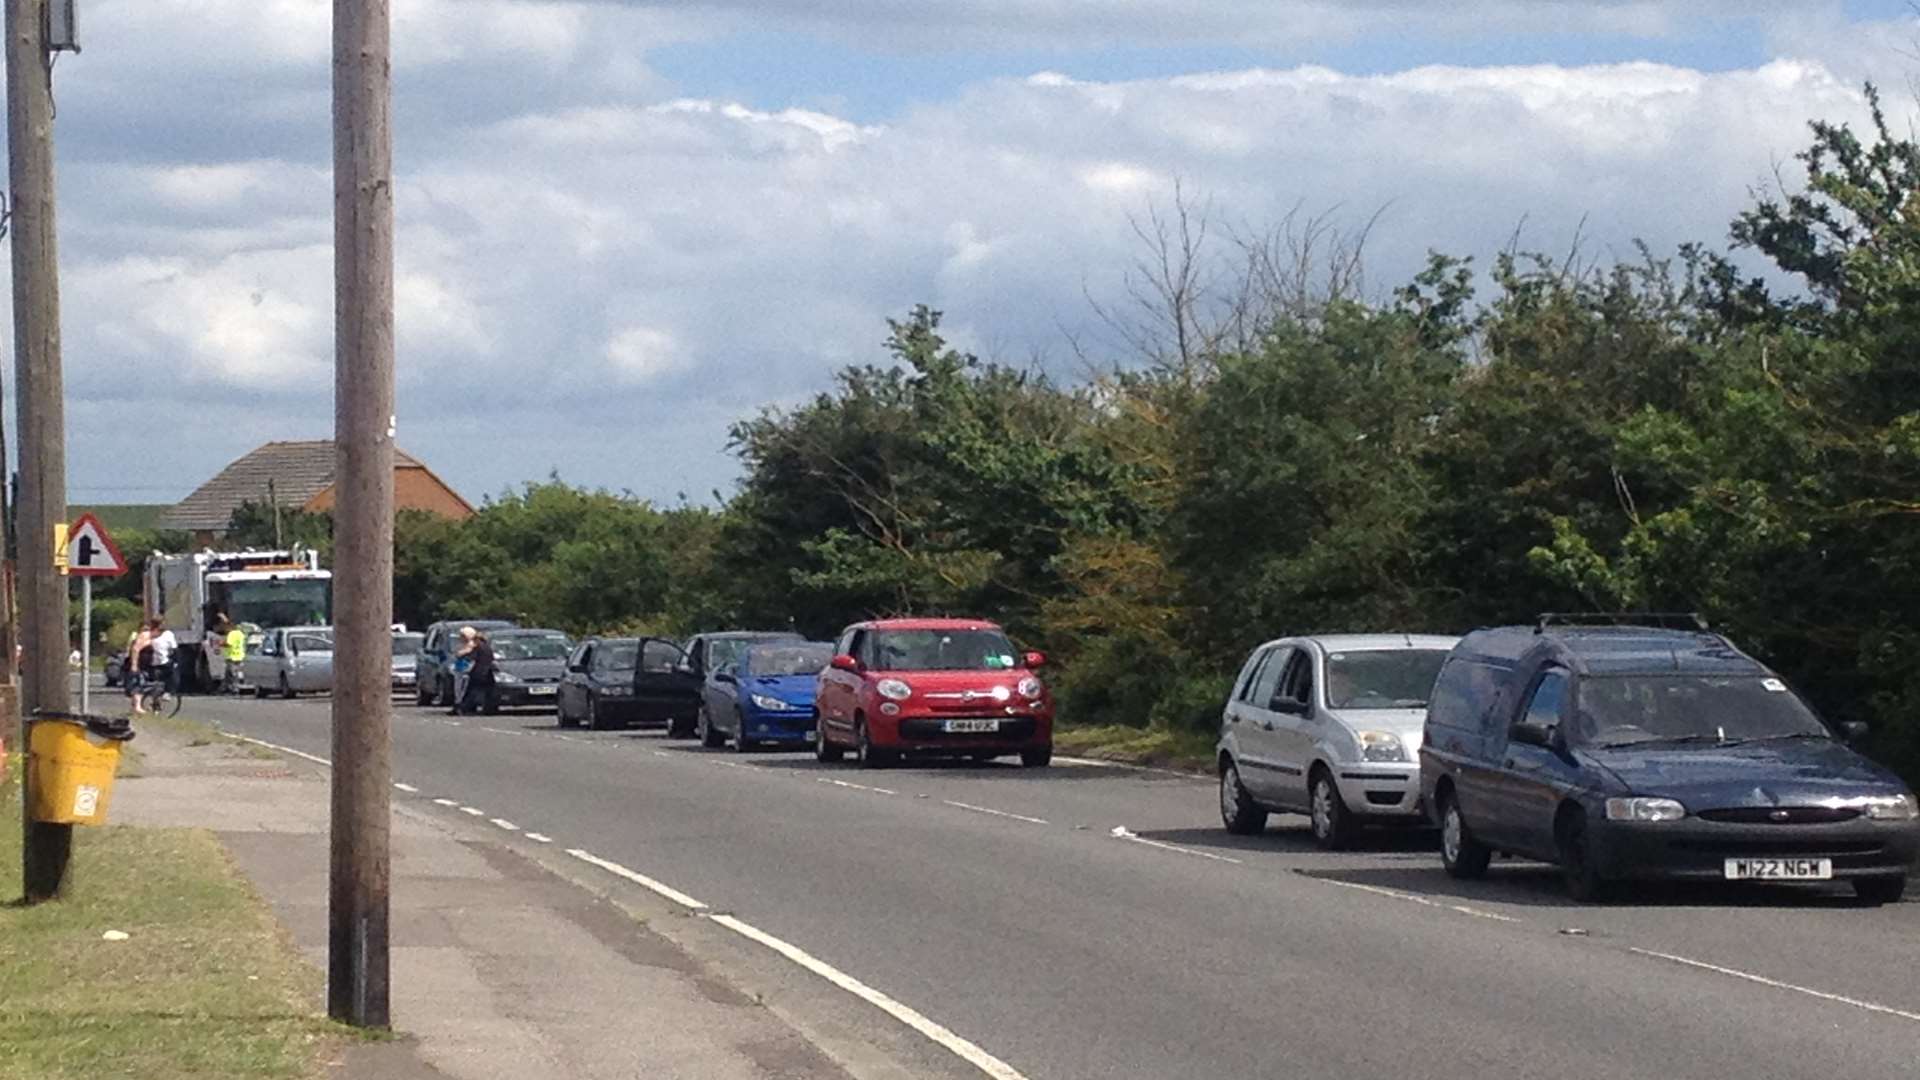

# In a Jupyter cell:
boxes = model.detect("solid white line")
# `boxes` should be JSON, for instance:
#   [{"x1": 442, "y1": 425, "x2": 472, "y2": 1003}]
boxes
[
  {"x1": 711, "y1": 914, "x2": 1029, "y2": 1080},
  {"x1": 394, "y1": 782, "x2": 418, "y2": 793},
  {"x1": 1056, "y1": 755, "x2": 1203, "y2": 780},
  {"x1": 711, "y1": 760, "x2": 754, "y2": 771},
  {"x1": 525, "y1": 833, "x2": 553, "y2": 844},
  {"x1": 489, "y1": 818, "x2": 519, "y2": 831},
  {"x1": 460, "y1": 806, "x2": 485, "y2": 817},
  {"x1": 228, "y1": 734, "x2": 332, "y2": 767},
  {"x1": 432, "y1": 798, "x2": 459, "y2": 807},
  {"x1": 1310, "y1": 876, "x2": 1519, "y2": 923},
  {"x1": 943, "y1": 800, "x2": 1048, "y2": 826},
  {"x1": 565, "y1": 849, "x2": 709, "y2": 911},
  {"x1": 1109, "y1": 826, "x2": 1242, "y2": 864},
  {"x1": 818, "y1": 777, "x2": 898, "y2": 796},
  {"x1": 1629, "y1": 948, "x2": 1920, "y2": 1024}
]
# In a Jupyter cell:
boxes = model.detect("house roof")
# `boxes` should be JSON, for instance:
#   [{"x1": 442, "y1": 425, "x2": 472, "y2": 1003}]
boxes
[{"x1": 159, "y1": 440, "x2": 427, "y2": 532}]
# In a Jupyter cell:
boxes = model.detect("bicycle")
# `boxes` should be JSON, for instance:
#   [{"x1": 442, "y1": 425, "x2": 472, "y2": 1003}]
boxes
[{"x1": 131, "y1": 671, "x2": 184, "y2": 718}]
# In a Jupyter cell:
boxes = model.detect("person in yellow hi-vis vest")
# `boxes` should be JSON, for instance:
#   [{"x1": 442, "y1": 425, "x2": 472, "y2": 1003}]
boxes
[{"x1": 216, "y1": 617, "x2": 247, "y2": 694}]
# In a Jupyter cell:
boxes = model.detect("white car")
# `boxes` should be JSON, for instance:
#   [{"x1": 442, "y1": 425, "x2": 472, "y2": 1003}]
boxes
[{"x1": 1217, "y1": 633, "x2": 1459, "y2": 848}]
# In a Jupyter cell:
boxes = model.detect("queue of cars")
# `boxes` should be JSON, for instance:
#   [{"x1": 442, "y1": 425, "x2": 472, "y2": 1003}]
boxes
[{"x1": 1217, "y1": 616, "x2": 1920, "y2": 904}]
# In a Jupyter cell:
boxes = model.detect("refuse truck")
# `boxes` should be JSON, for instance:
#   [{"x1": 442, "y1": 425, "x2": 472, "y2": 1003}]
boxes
[{"x1": 143, "y1": 547, "x2": 333, "y2": 691}]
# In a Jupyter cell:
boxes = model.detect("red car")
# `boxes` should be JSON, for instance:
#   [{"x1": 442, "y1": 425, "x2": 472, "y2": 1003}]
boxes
[{"x1": 815, "y1": 617, "x2": 1054, "y2": 768}]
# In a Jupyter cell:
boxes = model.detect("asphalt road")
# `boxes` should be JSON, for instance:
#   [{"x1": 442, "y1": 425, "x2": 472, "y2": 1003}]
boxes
[{"x1": 181, "y1": 690, "x2": 1920, "y2": 1080}]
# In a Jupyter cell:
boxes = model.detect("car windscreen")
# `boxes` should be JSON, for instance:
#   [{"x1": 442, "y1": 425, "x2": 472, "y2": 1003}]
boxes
[
  {"x1": 595, "y1": 643, "x2": 638, "y2": 672},
  {"x1": 391, "y1": 635, "x2": 423, "y2": 657},
  {"x1": 1573, "y1": 675, "x2": 1830, "y2": 746},
  {"x1": 870, "y1": 630, "x2": 1020, "y2": 672},
  {"x1": 747, "y1": 644, "x2": 833, "y2": 677},
  {"x1": 1326, "y1": 649, "x2": 1450, "y2": 709},
  {"x1": 493, "y1": 635, "x2": 572, "y2": 661}
]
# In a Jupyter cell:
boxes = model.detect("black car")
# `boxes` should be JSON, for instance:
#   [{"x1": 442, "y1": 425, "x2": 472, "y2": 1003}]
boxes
[
  {"x1": 674, "y1": 630, "x2": 805, "y2": 739},
  {"x1": 1418, "y1": 615, "x2": 1920, "y2": 903},
  {"x1": 557, "y1": 637, "x2": 700, "y2": 731},
  {"x1": 486, "y1": 629, "x2": 573, "y2": 711}
]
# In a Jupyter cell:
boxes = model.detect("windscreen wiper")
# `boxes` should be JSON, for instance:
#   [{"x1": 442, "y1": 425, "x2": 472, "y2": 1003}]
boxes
[{"x1": 1721, "y1": 732, "x2": 1831, "y2": 746}]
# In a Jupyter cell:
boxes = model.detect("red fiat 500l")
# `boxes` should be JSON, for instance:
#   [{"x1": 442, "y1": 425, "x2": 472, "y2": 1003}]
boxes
[{"x1": 815, "y1": 618, "x2": 1054, "y2": 768}]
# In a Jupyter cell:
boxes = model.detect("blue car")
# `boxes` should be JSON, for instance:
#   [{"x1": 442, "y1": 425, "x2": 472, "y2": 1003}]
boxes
[{"x1": 698, "y1": 640, "x2": 835, "y2": 751}]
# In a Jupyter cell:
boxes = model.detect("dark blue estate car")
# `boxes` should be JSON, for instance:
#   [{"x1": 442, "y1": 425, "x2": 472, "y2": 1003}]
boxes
[
  {"x1": 698, "y1": 641, "x2": 834, "y2": 751},
  {"x1": 1418, "y1": 617, "x2": 1920, "y2": 903}
]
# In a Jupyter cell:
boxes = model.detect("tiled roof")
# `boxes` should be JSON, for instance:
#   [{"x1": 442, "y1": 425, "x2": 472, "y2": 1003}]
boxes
[{"x1": 159, "y1": 440, "x2": 425, "y2": 532}]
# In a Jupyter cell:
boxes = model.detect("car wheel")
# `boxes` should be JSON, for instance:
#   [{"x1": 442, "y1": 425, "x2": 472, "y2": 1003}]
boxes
[
  {"x1": 1438, "y1": 790, "x2": 1492, "y2": 879},
  {"x1": 415, "y1": 680, "x2": 435, "y2": 707},
  {"x1": 814, "y1": 720, "x2": 844, "y2": 762},
  {"x1": 436, "y1": 675, "x2": 453, "y2": 709},
  {"x1": 280, "y1": 674, "x2": 295, "y2": 700},
  {"x1": 557, "y1": 699, "x2": 579, "y2": 728},
  {"x1": 1558, "y1": 810, "x2": 1610, "y2": 903},
  {"x1": 1219, "y1": 759, "x2": 1269, "y2": 835},
  {"x1": 699, "y1": 705, "x2": 726, "y2": 748},
  {"x1": 1853, "y1": 875, "x2": 1907, "y2": 905},
  {"x1": 1309, "y1": 769, "x2": 1357, "y2": 851},
  {"x1": 587, "y1": 698, "x2": 611, "y2": 731},
  {"x1": 856, "y1": 718, "x2": 894, "y2": 769},
  {"x1": 1020, "y1": 745, "x2": 1052, "y2": 768}
]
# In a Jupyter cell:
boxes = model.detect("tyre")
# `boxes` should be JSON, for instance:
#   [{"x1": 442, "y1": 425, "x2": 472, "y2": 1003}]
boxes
[
  {"x1": 587, "y1": 698, "x2": 612, "y2": 731},
  {"x1": 557, "y1": 700, "x2": 579, "y2": 729},
  {"x1": 1021, "y1": 745, "x2": 1052, "y2": 768},
  {"x1": 437, "y1": 674, "x2": 454, "y2": 709},
  {"x1": 814, "y1": 721, "x2": 844, "y2": 762},
  {"x1": 1853, "y1": 876, "x2": 1907, "y2": 905},
  {"x1": 415, "y1": 680, "x2": 435, "y2": 707},
  {"x1": 1438, "y1": 790, "x2": 1492, "y2": 879},
  {"x1": 1558, "y1": 810, "x2": 1610, "y2": 903},
  {"x1": 1219, "y1": 759, "x2": 1269, "y2": 835},
  {"x1": 279, "y1": 674, "x2": 295, "y2": 700},
  {"x1": 856, "y1": 718, "x2": 895, "y2": 769},
  {"x1": 1308, "y1": 769, "x2": 1357, "y2": 851},
  {"x1": 699, "y1": 706, "x2": 726, "y2": 748},
  {"x1": 254, "y1": 683, "x2": 268, "y2": 700}
]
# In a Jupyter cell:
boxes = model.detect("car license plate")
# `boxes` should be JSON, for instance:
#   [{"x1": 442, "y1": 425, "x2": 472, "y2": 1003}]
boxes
[
  {"x1": 1724, "y1": 857, "x2": 1832, "y2": 881},
  {"x1": 529, "y1": 686, "x2": 556, "y2": 697},
  {"x1": 943, "y1": 719, "x2": 999, "y2": 733}
]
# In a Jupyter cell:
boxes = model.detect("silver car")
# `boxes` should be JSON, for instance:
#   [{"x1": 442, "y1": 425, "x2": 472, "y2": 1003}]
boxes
[
  {"x1": 246, "y1": 626, "x2": 336, "y2": 698},
  {"x1": 391, "y1": 632, "x2": 424, "y2": 694},
  {"x1": 1217, "y1": 633, "x2": 1459, "y2": 848}
]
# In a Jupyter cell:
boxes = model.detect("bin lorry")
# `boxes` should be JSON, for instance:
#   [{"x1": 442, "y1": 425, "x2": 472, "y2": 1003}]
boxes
[{"x1": 143, "y1": 548, "x2": 333, "y2": 691}]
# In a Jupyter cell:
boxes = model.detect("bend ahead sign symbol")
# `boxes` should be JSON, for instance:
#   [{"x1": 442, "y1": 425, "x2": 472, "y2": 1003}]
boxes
[{"x1": 65, "y1": 513, "x2": 128, "y2": 577}]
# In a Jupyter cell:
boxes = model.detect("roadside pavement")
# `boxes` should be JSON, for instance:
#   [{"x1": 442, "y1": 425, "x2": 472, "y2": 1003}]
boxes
[{"x1": 112, "y1": 719, "x2": 860, "y2": 1080}]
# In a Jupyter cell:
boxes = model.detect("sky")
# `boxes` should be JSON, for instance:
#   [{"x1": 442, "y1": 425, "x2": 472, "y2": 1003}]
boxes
[{"x1": 15, "y1": 0, "x2": 1920, "y2": 510}]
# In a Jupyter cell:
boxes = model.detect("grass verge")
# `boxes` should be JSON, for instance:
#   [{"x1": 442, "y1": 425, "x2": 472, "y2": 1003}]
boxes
[
  {"x1": 0, "y1": 761, "x2": 339, "y2": 1079},
  {"x1": 1053, "y1": 722, "x2": 1216, "y2": 773}
]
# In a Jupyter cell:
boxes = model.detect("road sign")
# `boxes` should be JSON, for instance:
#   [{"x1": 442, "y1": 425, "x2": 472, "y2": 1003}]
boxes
[{"x1": 65, "y1": 513, "x2": 127, "y2": 577}]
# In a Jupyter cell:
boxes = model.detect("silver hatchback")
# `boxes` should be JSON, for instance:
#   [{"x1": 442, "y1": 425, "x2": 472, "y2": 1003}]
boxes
[{"x1": 1218, "y1": 634, "x2": 1459, "y2": 848}]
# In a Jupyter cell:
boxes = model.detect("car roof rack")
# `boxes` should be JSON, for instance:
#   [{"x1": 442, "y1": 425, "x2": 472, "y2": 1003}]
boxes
[{"x1": 1534, "y1": 612, "x2": 1709, "y2": 634}]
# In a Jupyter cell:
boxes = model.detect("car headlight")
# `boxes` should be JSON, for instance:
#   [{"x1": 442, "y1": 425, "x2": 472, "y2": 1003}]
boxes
[
  {"x1": 1357, "y1": 731, "x2": 1407, "y2": 763},
  {"x1": 495, "y1": 672, "x2": 520, "y2": 685},
  {"x1": 1017, "y1": 676, "x2": 1044, "y2": 699},
  {"x1": 876, "y1": 678, "x2": 912, "y2": 701},
  {"x1": 1605, "y1": 797, "x2": 1687, "y2": 822},
  {"x1": 601, "y1": 686, "x2": 631, "y2": 697},
  {"x1": 750, "y1": 693, "x2": 791, "y2": 711},
  {"x1": 1862, "y1": 794, "x2": 1919, "y2": 821}
]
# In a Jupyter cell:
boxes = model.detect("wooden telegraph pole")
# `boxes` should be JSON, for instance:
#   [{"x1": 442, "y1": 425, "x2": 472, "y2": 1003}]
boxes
[
  {"x1": 7, "y1": 0, "x2": 71, "y2": 902},
  {"x1": 329, "y1": 0, "x2": 395, "y2": 1027}
]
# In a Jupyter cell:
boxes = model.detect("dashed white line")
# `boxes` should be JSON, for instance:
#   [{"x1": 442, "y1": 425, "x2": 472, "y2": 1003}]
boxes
[
  {"x1": 489, "y1": 818, "x2": 520, "y2": 831},
  {"x1": 943, "y1": 800, "x2": 1048, "y2": 826},
  {"x1": 460, "y1": 806, "x2": 485, "y2": 817},
  {"x1": 711, "y1": 914, "x2": 1029, "y2": 1080},
  {"x1": 432, "y1": 798, "x2": 459, "y2": 807},
  {"x1": 1629, "y1": 948, "x2": 1920, "y2": 1024},
  {"x1": 1108, "y1": 826, "x2": 1242, "y2": 864},
  {"x1": 525, "y1": 833, "x2": 553, "y2": 844},
  {"x1": 1308, "y1": 876, "x2": 1519, "y2": 923},
  {"x1": 818, "y1": 777, "x2": 898, "y2": 796},
  {"x1": 394, "y1": 782, "x2": 419, "y2": 793},
  {"x1": 652, "y1": 750, "x2": 673, "y2": 758},
  {"x1": 566, "y1": 849, "x2": 709, "y2": 911},
  {"x1": 227, "y1": 734, "x2": 332, "y2": 767},
  {"x1": 711, "y1": 760, "x2": 755, "y2": 771}
]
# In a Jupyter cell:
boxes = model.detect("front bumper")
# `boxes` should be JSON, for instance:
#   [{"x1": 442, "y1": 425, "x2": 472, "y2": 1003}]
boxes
[
  {"x1": 1592, "y1": 815, "x2": 1920, "y2": 882},
  {"x1": 492, "y1": 683, "x2": 561, "y2": 708},
  {"x1": 739, "y1": 708, "x2": 817, "y2": 744},
  {"x1": 871, "y1": 712, "x2": 1052, "y2": 753},
  {"x1": 1331, "y1": 761, "x2": 1424, "y2": 819}
]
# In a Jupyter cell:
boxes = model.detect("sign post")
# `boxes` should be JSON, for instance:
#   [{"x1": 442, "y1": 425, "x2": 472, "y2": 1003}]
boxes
[{"x1": 64, "y1": 514, "x2": 127, "y2": 714}]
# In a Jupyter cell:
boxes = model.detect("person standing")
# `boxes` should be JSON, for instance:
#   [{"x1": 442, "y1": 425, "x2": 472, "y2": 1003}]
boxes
[
  {"x1": 456, "y1": 628, "x2": 497, "y2": 716},
  {"x1": 148, "y1": 619, "x2": 179, "y2": 695},
  {"x1": 223, "y1": 622, "x2": 248, "y2": 693},
  {"x1": 126, "y1": 622, "x2": 155, "y2": 714}
]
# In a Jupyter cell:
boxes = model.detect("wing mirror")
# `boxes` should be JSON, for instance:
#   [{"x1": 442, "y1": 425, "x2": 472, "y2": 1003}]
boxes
[
  {"x1": 715, "y1": 670, "x2": 737, "y2": 684},
  {"x1": 1838, "y1": 720, "x2": 1869, "y2": 744},
  {"x1": 1509, "y1": 721, "x2": 1559, "y2": 749},
  {"x1": 1023, "y1": 650, "x2": 1047, "y2": 670},
  {"x1": 830, "y1": 653, "x2": 862, "y2": 673},
  {"x1": 1268, "y1": 695, "x2": 1308, "y2": 717}
]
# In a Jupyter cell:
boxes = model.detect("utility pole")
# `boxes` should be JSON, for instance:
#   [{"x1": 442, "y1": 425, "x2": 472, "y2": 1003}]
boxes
[
  {"x1": 329, "y1": 0, "x2": 395, "y2": 1028},
  {"x1": 7, "y1": 0, "x2": 70, "y2": 902}
]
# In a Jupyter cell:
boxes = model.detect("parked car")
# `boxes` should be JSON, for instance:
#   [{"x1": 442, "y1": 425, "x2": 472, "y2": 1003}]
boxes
[
  {"x1": 245, "y1": 626, "x2": 336, "y2": 698},
  {"x1": 488, "y1": 628, "x2": 573, "y2": 710},
  {"x1": 815, "y1": 618, "x2": 1054, "y2": 768},
  {"x1": 677, "y1": 630, "x2": 805, "y2": 738},
  {"x1": 699, "y1": 640, "x2": 835, "y2": 751},
  {"x1": 556, "y1": 637, "x2": 701, "y2": 731},
  {"x1": 1217, "y1": 634, "x2": 1460, "y2": 848},
  {"x1": 414, "y1": 618, "x2": 518, "y2": 706},
  {"x1": 1418, "y1": 616, "x2": 1920, "y2": 903},
  {"x1": 390, "y1": 631, "x2": 424, "y2": 694}
]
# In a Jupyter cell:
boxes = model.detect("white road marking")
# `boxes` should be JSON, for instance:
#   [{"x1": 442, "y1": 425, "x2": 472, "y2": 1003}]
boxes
[
  {"x1": 711, "y1": 914, "x2": 1029, "y2": 1080},
  {"x1": 652, "y1": 750, "x2": 673, "y2": 758},
  {"x1": 227, "y1": 735, "x2": 332, "y2": 767},
  {"x1": 460, "y1": 806, "x2": 485, "y2": 817},
  {"x1": 489, "y1": 818, "x2": 519, "y2": 831},
  {"x1": 565, "y1": 849, "x2": 709, "y2": 911},
  {"x1": 394, "y1": 783, "x2": 418, "y2": 793},
  {"x1": 525, "y1": 833, "x2": 553, "y2": 844},
  {"x1": 1056, "y1": 755, "x2": 1203, "y2": 780},
  {"x1": 818, "y1": 777, "x2": 898, "y2": 796},
  {"x1": 1309, "y1": 876, "x2": 1519, "y2": 923},
  {"x1": 943, "y1": 800, "x2": 1048, "y2": 826},
  {"x1": 1629, "y1": 948, "x2": 1920, "y2": 1024},
  {"x1": 1109, "y1": 826, "x2": 1242, "y2": 864},
  {"x1": 432, "y1": 798, "x2": 459, "y2": 807}
]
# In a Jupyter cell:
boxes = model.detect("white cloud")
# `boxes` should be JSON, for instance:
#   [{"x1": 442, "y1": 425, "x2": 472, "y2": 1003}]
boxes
[{"x1": 605, "y1": 326, "x2": 684, "y2": 381}]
